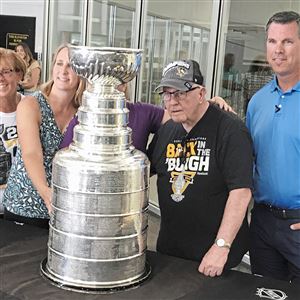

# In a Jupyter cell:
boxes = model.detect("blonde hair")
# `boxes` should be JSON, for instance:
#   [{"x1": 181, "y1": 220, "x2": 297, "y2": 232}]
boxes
[
  {"x1": 0, "y1": 47, "x2": 27, "y2": 80},
  {"x1": 40, "y1": 44, "x2": 86, "y2": 108}
]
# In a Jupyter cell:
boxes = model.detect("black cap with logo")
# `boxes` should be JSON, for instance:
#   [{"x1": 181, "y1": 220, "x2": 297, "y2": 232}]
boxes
[{"x1": 155, "y1": 60, "x2": 204, "y2": 92}]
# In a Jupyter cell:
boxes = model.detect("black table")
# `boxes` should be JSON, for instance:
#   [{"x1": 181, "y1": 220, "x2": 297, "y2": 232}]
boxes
[{"x1": 1, "y1": 219, "x2": 299, "y2": 300}]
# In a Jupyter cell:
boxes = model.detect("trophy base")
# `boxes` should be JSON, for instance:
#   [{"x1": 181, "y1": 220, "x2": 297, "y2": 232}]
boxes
[{"x1": 40, "y1": 257, "x2": 151, "y2": 294}]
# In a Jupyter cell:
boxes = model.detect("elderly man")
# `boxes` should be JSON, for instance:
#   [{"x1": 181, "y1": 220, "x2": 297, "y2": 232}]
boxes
[
  {"x1": 246, "y1": 11, "x2": 300, "y2": 282},
  {"x1": 148, "y1": 59, "x2": 253, "y2": 277}
]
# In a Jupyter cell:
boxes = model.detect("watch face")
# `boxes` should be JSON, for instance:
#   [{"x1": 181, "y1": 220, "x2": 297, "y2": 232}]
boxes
[{"x1": 217, "y1": 239, "x2": 225, "y2": 247}]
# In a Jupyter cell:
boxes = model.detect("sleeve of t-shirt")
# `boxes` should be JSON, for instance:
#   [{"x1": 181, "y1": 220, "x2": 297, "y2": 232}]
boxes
[
  {"x1": 217, "y1": 117, "x2": 253, "y2": 191},
  {"x1": 136, "y1": 102, "x2": 164, "y2": 134}
]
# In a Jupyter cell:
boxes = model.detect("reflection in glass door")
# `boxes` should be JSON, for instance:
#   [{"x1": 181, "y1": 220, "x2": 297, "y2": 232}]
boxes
[
  {"x1": 142, "y1": 16, "x2": 211, "y2": 105},
  {"x1": 142, "y1": 0, "x2": 215, "y2": 105},
  {"x1": 46, "y1": 0, "x2": 215, "y2": 106},
  {"x1": 45, "y1": 0, "x2": 138, "y2": 79},
  {"x1": 215, "y1": 0, "x2": 299, "y2": 119},
  {"x1": 142, "y1": 15, "x2": 169, "y2": 105},
  {"x1": 89, "y1": 0, "x2": 136, "y2": 48},
  {"x1": 46, "y1": 0, "x2": 86, "y2": 78}
]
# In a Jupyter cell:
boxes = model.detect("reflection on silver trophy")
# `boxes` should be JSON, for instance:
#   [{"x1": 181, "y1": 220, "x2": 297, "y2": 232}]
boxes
[
  {"x1": 41, "y1": 46, "x2": 151, "y2": 293},
  {"x1": 0, "y1": 137, "x2": 12, "y2": 186}
]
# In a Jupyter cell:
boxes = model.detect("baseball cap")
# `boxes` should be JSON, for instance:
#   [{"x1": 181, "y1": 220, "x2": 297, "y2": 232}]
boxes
[{"x1": 155, "y1": 60, "x2": 204, "y2": 92}]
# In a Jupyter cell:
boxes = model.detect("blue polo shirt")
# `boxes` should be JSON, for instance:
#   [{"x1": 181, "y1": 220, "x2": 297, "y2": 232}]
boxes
[{"x1": 246, "y1": 77, "x2": 300, "y2": 209}]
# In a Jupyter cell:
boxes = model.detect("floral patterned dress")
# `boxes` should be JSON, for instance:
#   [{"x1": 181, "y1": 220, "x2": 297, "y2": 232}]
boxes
[{"x1": 3, "y1": 91, "x2": 64, "y2": 219}]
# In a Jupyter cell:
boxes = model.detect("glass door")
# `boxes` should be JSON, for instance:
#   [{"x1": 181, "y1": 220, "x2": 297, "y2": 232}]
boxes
[
  {"x1": 89, "y1": 0, "x2": 136, "y2": 48},
  {"x1": 215, "y1": 0, "x2": 300, "y2": 119},
  {"x1": 45, "y1": 0, "x2": 139, "y2": 80},
  {"x1": 142, "y1": 15, "x2": 170, "y2": 105},
  {"x1": 145, "y1": 0, "x2": 216, "y2": 208},
  {"x1": 46, "y1": 0, "x2": 86, "y2": 78},
  {"x1": 142, "y1": 19, "x2": 213, "y2": 105}
]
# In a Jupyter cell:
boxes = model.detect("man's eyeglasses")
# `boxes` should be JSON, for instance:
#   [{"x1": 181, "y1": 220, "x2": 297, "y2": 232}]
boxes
[
  {"x1": 160, "y1": 86, "x2": 200, "y2": 103},
  {"x1": 0, "y1": 69, "x2": 14, "y2": 78}
]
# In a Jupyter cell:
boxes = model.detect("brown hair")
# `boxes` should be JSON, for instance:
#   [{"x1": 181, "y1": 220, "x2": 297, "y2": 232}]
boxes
[
  {"x1": 266, "y1": 11, "x2": 300, "y2": 37},
  {"x1": 40, "y1": 44, "x2": 85, "y2": 108},
  {"x1": 0, "y1": 47, "x2": 26, "y2": 80},
  {"x1": 15, "y1": 42, "x2": 35, "y2": 65}
]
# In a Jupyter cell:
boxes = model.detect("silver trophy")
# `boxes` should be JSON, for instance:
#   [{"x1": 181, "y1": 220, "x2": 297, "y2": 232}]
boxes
[{"x1": 41, "y1": 46, "x2": 151, "y2": 293}]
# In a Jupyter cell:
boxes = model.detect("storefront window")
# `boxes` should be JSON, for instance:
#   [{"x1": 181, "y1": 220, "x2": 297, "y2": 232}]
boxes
[
  {"x1": 46, "y1": 0, "x2": 138, "y2": 80},
  {"x1": 143, "y1": 0, "x2": 214, "y2": 105},
  {"x1": 46, "y1": 0, "x2": 216, "y2": 103},
  {"x1": 90, "y1": 0, "x2": 136, "y2": 48},
  {"x1": 45, "y1": 0, "x2": 299, "y2": 115},
  {"x1": 216, "y1": 0, "x2": 300, "y2": 119},
  {"x1": 45, "y1": 0, "x2": 85, "y2": 78},
  {"x1": 49, "y1": 0, "x2": 85, "y2": 50}
]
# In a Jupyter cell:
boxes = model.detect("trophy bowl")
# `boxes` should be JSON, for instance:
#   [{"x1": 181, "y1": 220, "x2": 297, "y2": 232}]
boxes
[{"x1": 69, "y1": 45, "x2": 143, "y2": 86}]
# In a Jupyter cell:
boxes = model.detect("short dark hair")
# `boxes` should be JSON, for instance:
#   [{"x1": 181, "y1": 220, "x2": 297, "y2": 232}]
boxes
[{"x1": 266, "y1": 11, "x2": 300, "y2": 37}]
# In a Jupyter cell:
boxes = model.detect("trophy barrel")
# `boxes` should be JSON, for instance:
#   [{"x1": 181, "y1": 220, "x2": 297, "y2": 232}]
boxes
[{"x1": 41, "y1": 47, "x2": 151, "y2": 293}]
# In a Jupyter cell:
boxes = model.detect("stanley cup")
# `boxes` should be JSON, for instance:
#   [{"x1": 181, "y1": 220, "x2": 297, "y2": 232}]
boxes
[{"x1": 41, "y1": 46, "x2": 151, "y2": 293}]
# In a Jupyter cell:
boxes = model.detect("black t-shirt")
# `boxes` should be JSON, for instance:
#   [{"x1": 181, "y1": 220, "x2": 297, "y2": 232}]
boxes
[{"x1": 148, "y1": 104, "x2": 253, "y2": 269}]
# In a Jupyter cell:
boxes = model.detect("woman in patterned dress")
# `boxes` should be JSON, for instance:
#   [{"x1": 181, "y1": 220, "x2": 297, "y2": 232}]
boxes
[{"x1": 3, "y1": 45, "x2": 85, "y2": 228}]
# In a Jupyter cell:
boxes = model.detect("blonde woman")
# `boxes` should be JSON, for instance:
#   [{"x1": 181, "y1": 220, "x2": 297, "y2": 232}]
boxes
[
  {"x1": 3, "y1": 44, "x2": 85, "y2": 227},
  {"x1": 0, "y1": 48, "x2": 26, "y2": 214},
  {"x1": 15, "y1": 42, "x2": 41, "y2": 94}
]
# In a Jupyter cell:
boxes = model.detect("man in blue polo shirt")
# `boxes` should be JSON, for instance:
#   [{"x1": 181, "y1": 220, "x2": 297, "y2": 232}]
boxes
[{"x1": 246, "y1": 11, "x2": 300, "y2": 282}]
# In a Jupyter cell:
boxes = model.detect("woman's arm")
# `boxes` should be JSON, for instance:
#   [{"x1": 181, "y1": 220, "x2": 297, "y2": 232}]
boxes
[
  {"x1": 208, "y1": 96, "x2": 236, "y2": 113},
  {"x1": 16, "y1": 96, "x2": 52, "y2": 213},
  {"x1": 21, "y1": 63, "x2": 40, "y2": 90}
]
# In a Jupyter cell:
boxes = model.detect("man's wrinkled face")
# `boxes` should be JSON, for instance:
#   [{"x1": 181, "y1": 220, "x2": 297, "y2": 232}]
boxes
[{"x1": 162, "y1": 86, "x2": 205, "y2": 126}]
